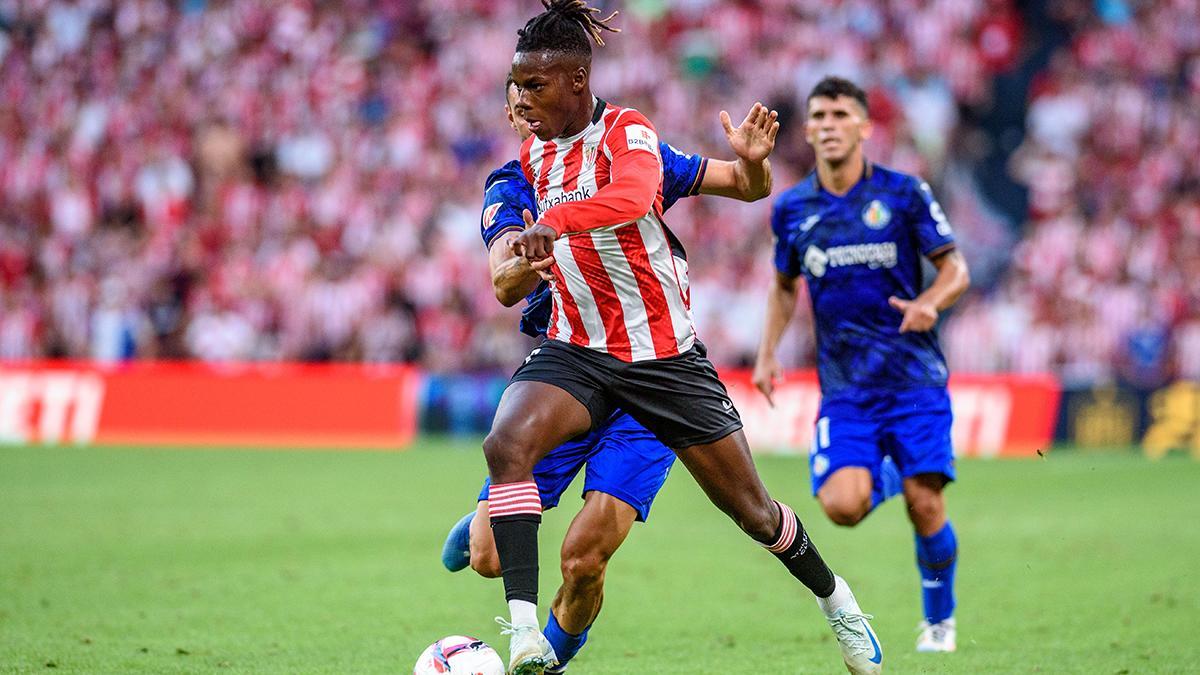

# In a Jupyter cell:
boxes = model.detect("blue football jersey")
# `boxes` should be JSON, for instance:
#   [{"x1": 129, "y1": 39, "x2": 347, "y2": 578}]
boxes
[
  {"x1": 481, "y1": 143, "x2": 707, "y2": 337},
  {"x1": 772, "y1": 163, "x2": 957, "y2": 399}
]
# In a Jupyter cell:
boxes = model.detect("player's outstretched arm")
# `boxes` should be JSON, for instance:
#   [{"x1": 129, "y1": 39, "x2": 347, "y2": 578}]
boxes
[
  {"x1": 700, "y1": 102, "x2": 779, "y2": 202},
  {"x1": 888, "y1": 249, "x2": 971, "y2": 333},
  {"x1": 753, "y1": 271, "x2": 801, "y2": 407}
]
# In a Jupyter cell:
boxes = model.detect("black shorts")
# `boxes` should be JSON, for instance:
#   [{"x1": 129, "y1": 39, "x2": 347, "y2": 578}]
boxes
[{"x1": 510, "y1": 339, "x2": 744, "y2": 449}]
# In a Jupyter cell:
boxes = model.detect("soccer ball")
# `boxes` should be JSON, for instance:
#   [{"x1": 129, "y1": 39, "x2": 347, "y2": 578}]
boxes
[{"x1": 413, "y1": 635, "x2": 504, "y2": 675}]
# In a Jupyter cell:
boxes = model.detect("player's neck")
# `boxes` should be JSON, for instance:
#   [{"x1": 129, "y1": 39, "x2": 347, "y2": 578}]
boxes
[
  {"x1": 817, "y1": 154, "x2": 866, "y2": 196},
  {"x1": 560, "y1": 94, "x2": 596, "y2": 138}
]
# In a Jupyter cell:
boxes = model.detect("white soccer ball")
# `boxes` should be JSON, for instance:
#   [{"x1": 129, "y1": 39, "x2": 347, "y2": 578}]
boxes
[{"x1": 413, "y1": 635, "x2": 504, "y2": 675}]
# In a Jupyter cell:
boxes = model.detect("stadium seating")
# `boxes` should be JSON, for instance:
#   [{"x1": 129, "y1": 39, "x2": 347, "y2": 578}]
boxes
[{"x1": 0, "y1": 0, "x2": 1196, "y2": 386}]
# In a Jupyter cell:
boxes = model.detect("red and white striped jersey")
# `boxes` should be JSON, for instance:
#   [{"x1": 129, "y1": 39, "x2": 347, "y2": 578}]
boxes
[{"x1": 520, "y1": 100, "x2": 695, "y2": 362}]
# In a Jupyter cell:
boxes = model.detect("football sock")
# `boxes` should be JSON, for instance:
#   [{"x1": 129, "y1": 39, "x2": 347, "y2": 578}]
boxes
[
  {"x1": 489, "y1": 481, "x2": 542, "y2": 608},
  {"x1": 915, "y1": 521, "x2": 957, "y2": 623},
  {"x1": 543, "y1": 610, "x2": 588, "y2": 668},
  {"x1": 509, "y1": 599, "x2": 539, "y2": 628},
  {"x1": 763, "y1": 500, "x2": 836, "y2": 598}
]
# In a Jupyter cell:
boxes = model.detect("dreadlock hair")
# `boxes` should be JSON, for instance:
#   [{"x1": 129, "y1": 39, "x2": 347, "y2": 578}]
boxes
[{"x1": 515, "y1": 0, "x2": 620, "y2": 61}]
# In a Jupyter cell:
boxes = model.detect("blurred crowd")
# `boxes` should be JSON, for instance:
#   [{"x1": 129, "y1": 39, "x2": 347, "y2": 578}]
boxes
[
  {"x1": 0, "y1": 0, "x2": 1195, "y2": 387},
  {"x1": 943, "y1": 0, "x2": 1200, "y2": 387}
]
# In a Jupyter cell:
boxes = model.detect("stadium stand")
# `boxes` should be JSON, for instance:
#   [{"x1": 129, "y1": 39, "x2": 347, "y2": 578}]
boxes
[{"x1": 0, "y1": 0, "x2": 1195, "y2": 387}]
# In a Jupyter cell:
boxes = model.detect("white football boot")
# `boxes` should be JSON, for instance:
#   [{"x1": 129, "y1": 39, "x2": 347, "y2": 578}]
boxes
[
  {"x1": 496, "y1": 618, "x2": 558, "y2": 675},
  {"x1": 916, "y1": 617, "x2": 956, "y2": 652},
  {"x1": 817, "y1": 575, "x2": 883, "y2": 675}
]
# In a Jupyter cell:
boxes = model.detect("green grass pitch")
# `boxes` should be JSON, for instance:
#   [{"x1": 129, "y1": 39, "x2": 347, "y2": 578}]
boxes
[{"x1": 2, "y1": 441, "x2": 1197, "y2": 673}]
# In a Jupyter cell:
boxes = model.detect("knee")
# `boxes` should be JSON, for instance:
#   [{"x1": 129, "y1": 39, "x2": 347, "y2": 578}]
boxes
[
  {"x1": 906, "y1": 493, "x2": 944, "y2": 531},
  {"x1": 470, "y1": 547, "x2": 502, "y2": 579},
  {"x1": 482, "y1": 427, "x2": 537, "y2": 480},
  {"x1": 819, "y1": 493, "x2": 870, "y2": 528},
  {"x1": 736, "y1": 501, "x2": 782, "y2": 543},
  {"x1": 559, "y1": 548, "x2": 608, "y2": 590}
]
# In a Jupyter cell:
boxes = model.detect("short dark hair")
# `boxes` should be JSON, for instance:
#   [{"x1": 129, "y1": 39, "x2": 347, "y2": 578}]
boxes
[
  {"x1": 515, "y1": 0, "x2": 620, "y2": 61},
  {"x1": 504, "y1": 74, "x2": 516, "y2": 100},
  {"x1": 807, "y1": 76, "x2": 869, "y2": 115}
]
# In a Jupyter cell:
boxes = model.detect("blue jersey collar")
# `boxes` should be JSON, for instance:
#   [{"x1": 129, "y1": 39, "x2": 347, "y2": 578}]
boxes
[{"x1": 812, "y1": 160, "x2": 873, "y2": 198}]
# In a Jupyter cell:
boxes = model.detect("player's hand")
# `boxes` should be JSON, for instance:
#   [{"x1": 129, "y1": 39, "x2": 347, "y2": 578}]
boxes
[
  {"x1": 511, "y1": 209, "x2": 557, "y2": 264},
  {"x1": 721, "y1": 102, "x2": 780, "y2": 164},
  {"x1": 530, "y1": 256, "x2": 556, "y2": 282},
  {"x1": 752, "y1": 353, "x2": 781, "y2": 408},
  {"x1": 889, "y1": 296, "x2": 938, "y2": 333}
]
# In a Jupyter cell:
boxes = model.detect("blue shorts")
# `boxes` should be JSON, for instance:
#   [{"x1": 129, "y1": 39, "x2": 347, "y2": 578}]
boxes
[
  {"x1": 478, "y1": 411, "x2": 675, "y2": 522},
  {"x1": 809, "y1": 387, "x2": 955, "y2": 499}
]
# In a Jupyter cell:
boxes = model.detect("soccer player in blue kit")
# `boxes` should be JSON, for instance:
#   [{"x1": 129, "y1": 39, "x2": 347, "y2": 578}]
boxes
[
  {"x1": 755, "y1": 76, "x2": 970, "y2": 653},
  {"x1": 441, "y1": 75, "x2": 781, "y2": 673}
]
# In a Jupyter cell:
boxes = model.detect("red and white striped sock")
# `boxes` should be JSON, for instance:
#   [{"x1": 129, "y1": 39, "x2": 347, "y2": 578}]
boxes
[
  {"x1": 762, "y1": 500, "x2": 836, "y2": 598},
  {"x1": 489, "y1": 481, "x2": 543, "y2": 604},
  {"x1": 488, "y1": 481, "x2": 543, "y2": 520}
]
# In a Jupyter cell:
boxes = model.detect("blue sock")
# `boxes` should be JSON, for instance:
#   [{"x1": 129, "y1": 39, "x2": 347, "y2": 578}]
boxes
[
  {"x1": 915, "y1": 521, "x2": 957, "y2": 623},
  {"x1": 543, "y1": 610, "x2": 588, "y2": 671}
]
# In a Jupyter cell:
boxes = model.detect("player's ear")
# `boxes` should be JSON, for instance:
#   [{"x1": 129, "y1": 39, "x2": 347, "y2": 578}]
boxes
[
  {"x1": 505, "y1": 105, "x2": 517, "y2": 132},
  {"x1": 859, "y1": 116, "x2": 874, "y2": 142},
  {"x1": 571, "y1": 64, "x2": 588, "y2": 94}
]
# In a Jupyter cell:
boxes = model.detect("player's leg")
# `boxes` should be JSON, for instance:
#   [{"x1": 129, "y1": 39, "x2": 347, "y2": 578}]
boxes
[
  {"x1": 674, "y1": 431, "x2": 882, "y2": 674},
  {"x1": 817, "y1": 468, "x2": 874, "y2": 526},
  {"x1": 446, "y1": 436, "x2": 596, "y2": 577},
  {"x1": 905, "y1": 473, "x2": 957, "y2": 652},
  {"x1": 674, "y1": 431, "x2": 835, "y2": 588},
  {"x1": 486, "y1": 344, "x2": 609, "y2": 673},
  {"x1": 543, "y1": 491, "x2": 637, "y2": 673},
  {"x1": 467, "y1": 501, "x2": 499, "y2": 577},
  {"x1": 612, "y1": 344, "x2": 881, "y2": 673},
  {"x1": 886, "y1": 387, "x2": 957, "y2": 652},
  {"x1": 543, "y1": 412, "x2": 674, "y2": 673},
  {"x1": 811, "y1": 404, "x2": 890, "y2": 527}
]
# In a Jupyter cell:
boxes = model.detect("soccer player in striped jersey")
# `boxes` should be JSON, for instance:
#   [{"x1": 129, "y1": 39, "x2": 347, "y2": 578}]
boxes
[
  {"x1": 755, "y1": 76, "x2": 971, "y2": 653},
  {"x1": 446, "y1": 77, "x2": 777, "y2": 674},
  {"x1": 441, "y1": 77, "x2": 778, "y2": 675},
  {"x1": 485, "y1": 3, "x2": 882, "y2": 674}
]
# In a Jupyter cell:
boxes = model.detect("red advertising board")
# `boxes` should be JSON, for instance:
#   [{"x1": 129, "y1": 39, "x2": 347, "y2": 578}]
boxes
[
  {"x1": 0, "y1": 361, "x2": 419, "y2": 449},
  {"x1": 721, "y1": 370, "x2": 1061, "y2": 458}
]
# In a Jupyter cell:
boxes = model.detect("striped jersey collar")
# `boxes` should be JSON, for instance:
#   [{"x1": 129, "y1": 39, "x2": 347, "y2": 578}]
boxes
[{"x1": 547, "y1": 97, "x2": 608, "y2": 145}]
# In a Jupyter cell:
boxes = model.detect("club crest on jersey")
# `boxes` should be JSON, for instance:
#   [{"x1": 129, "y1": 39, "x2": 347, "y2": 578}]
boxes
[
  {"x1": 482, "y1": 202, "x2": 502, "y2": 228},
  {"x1": 583, "y1": 142, "x2": 599, "y2": 166},
  {"x1": 861, "y1": 200, "x2": 892, "y2": 229}
]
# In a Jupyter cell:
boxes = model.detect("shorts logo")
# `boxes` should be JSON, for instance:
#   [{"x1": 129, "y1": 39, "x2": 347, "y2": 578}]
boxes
[
  {"x1": 626, "y1": 124, "x2": 659, "y2": 155},
  {"x1": 482, "y1": 202, "x2": 502, "y2": 228},
  {"x1": 524, "y1": 348, "x2": 541, "y2": 365},
  {"x1": 721, "y1": 399, "x2": 734, "y2": 412},
  {"x1": 812, "y1": 453, "x2": 830, "y2": 478},
  {"x1": 862, "y1": 200, "x2": 892, "y2": 229}
]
